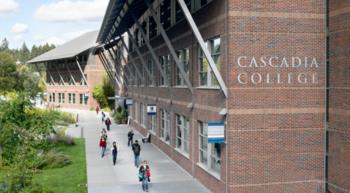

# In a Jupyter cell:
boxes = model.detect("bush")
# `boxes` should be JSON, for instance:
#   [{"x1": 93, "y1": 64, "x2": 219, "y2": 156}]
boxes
[
  {"x1": 113, "y1": 106, "x2": 128, "y2": 124},
  {"x1": 47, "y1": 131, "x2": 75, "y2": 146},
  {"x1": 37, "y1": 150, "x2": 71, "y2": 169}
]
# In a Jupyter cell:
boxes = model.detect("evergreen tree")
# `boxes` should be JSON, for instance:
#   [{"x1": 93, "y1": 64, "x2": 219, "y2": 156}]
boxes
[{"x1": 0, "y1": 38, "x2": 9, "y2": 52}]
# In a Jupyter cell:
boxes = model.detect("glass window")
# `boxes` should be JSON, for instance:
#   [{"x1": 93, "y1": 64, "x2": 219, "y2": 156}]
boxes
[
  {"x1": 175, "y1": 0, "x2": 191, "y2": 22},
  {"x1": 160, "y1": 109, "x2": 171, "y2": 142},
  {"x1": 150, "y1": 114, "x2": 157, "y2": 133},
  {"x1": 199, "y1": 37, "x2": 221, "y2": 87},
  {"x1": 176, "y1": 48, "x2": 190, "y2": 86},
  {"x1": 140, "y1": 102, "x2": 143, "y2": 124},
  {"x1": 149, "y1": 16, "x2": 157, "y2": 39},
  {"x1": 49, "y1": 93, "x2": 52, "y2": 102},
  {"x1": 160, "y1": 0, "x2": 171, "y2": 29},
  {"x1": 176, "y1": 114, "x2": 189, "y2": 154},
  {"x1": 199, "y1": 122, "x2": 221, "y2": 175},
  {"x1": 52, "y1": 93, "x2": 55, "y2": 102},
  {"x1": 147, "y1": 59, "x2": 155, "y2": 86},
  {"x1": 160, "y1": 55, "x2": 171, "y2": 86},
  {"x1": 68, "y1": 93, "x2": 72, "y2": 104},
  {"x1": 79, "y1": 94, "x2": 83, "y2": 104},
  {"x1": 72, "y1": 93, "x2": 76, "y2": 104}
]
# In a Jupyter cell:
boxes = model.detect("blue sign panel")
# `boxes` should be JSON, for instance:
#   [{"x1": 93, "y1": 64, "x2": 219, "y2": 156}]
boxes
[
  {"x1": 147, "y1": 104, "x2": 157, "y2": 115},
  {"x1": 208, "y1": 122, "x2": 225, "y2": 144}
]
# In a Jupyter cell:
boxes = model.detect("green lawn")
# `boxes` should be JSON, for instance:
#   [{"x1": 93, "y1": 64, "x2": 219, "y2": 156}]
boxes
[{"x1": 33, "y1": 139, "x2": 87, "y2": 193}]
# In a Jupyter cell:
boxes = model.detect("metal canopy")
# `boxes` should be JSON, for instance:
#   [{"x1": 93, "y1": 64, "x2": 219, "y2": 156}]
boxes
[{"x1": 97, "y1": 0, "x2": 155, "y2": 44}]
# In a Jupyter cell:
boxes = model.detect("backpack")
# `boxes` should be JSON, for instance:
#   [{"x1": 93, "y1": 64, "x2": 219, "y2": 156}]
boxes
[{"x1": 133, "y1": 144, "x2": 140, "y2": 155}]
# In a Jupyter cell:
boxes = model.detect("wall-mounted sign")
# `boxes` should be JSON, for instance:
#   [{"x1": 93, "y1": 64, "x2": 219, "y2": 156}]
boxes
[
  {"x1": 208, "y1": 122, "x2": 225, "y2": 144},
  {"x1": 126, "y1": 98, "x2": 133, "y2": 105},
  {"x1": 236, "y1": 56, "x2": 320, "y2": 85},
  {"x1": 147, "y1": 104, "x2": 157, "y2": 115}
]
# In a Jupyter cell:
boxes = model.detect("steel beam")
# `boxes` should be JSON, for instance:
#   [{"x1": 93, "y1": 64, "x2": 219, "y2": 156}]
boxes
[
  {"x1": 119, "y1": 36, "x2": 144, "y2": 84},
  {"x1": 145, "y1": 0, "x2": 194, "y2": 92},
  {"x1": 44, "y1": 63, "x2": 56, "y2": 85},
  {"x1": 133, "y1": 18, "x2": 170, "y2": 86},
  {"x1": 64, "y1": 61, "x2": 77, "y2": 85},
  {"x1": 52, "y1": 62, "x2": 66, "y2": 86},
  {"x1": 125, "y1": 31, "x2": 153, "y2": 84},
  {"x1": 75, "y1": 57, "x2": 88, "y2": 86},
  {"x1": 99, "y1": 52, "x2": 122, "y2": 88},
  {"x1": 176, "y1": 0, "x2": 228, "y2": 97}
]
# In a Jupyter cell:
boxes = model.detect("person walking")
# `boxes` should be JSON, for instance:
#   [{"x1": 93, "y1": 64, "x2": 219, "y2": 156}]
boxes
[
  {"x1": 111, "y1": 141, "x2": 118, "y2": 165},
  {"x1": 127, "y1": 129, "x2": 134, "y2": 146},
  {"x1": 105, "y1": 117, "x2": 112, "y2": 131},
  {"x1": 138, "y1": 160, "x2": 150, "y2": 192},
  {"x1": 96, "y1": 106, "x2": 100, "y2": 114},
  {"x1": 101, "y1": 128, "x2": 108, "y2": 140},
  {"x1": 99, "y1": 136, "x2": 107, "y2": 158},
  {"x1": 132, "y1": 140, "x2": 141, "y2": 167},
  {"x1": 101, "y1": 111, "x2": 106, "y2": 122}
]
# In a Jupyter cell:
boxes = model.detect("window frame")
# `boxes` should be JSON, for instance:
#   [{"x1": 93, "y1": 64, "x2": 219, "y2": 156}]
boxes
[
  {"x1": 176, "y1": 114, "x2": 189, "y2": 155},
  {"x1": 198, "y1": 37, "x2": 221, "y2": 87},
  {"x1": 175, "y1": 48, "x2": 190, "y2": 86},
  {"x1": 160, "y1": 109, "x2": 171, "y2": 143}
]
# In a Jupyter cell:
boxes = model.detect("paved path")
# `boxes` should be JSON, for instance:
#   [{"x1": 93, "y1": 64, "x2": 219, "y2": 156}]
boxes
[{"x1": 70, "y1": 109, "x2": 211, "y2": 193}]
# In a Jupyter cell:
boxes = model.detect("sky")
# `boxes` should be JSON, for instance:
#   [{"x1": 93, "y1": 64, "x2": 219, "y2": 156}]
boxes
[{"x1": 0, "y1": 0, "x2": 109, "y2": 49}]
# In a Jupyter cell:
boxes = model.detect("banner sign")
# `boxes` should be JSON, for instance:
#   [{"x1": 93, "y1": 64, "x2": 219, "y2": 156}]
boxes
[
  {"x1": 147, "y1": 104, "x2": 157, "y2": 115},
  {"x1": 208, "y1": 122, "x2": 225, "y2": 144},
  {"x1": 125, "y1": 98, "x2": 133, "y2": 105}
]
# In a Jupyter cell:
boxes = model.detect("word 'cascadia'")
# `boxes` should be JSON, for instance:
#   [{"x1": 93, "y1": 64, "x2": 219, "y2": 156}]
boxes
[
  {"x1": 237, "y1": 56, "x2": 319, "y2": 68},
  {"x1": 236, "y1": 56, "x2": 320, "y2": 85}
]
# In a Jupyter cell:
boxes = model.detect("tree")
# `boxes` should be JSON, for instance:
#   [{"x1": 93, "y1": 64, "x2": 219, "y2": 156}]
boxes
[
  {"x1": 0, "y1": 52, "x2": 17, "y2": 93},
  {"x1": 0, "y1": 38, "x2": 9, "y2": 52},
  {"x1": 92, "y1": 75, "x2": 115, "y2": 109}
]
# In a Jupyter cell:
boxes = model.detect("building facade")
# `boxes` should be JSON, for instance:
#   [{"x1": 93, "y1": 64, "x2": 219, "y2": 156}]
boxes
[
  {"x1": 96, "y1": 1, "x2": 348, "y2": 193},
  {"x1": 28, "y1": 31, "x2": 105, "y2": 110}
]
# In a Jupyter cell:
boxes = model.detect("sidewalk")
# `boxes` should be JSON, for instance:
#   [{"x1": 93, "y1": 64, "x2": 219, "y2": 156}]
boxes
[{"x1": 73, "y1": 109, "x2": 211, "y2": 193}]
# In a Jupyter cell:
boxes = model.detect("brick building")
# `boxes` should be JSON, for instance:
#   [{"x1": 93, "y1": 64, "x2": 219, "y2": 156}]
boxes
[
  {"x1": 28, "y1": 31, "x2": 105, "y2": 110},
  {"x1": 95, "y1": 1, "x2": 349, "y2": 193}
]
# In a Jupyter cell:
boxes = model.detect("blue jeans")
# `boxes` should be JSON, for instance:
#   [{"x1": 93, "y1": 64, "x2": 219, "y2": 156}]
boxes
[
  {"x1": 101, "y1": 147, "x2": 106, "y2": 157},
  {"x1": 142, "y1": 177, "x2": 149, "y2": 192},
  {"x1": 134, "y1": 154, "x2": 140, "y2": 167}
]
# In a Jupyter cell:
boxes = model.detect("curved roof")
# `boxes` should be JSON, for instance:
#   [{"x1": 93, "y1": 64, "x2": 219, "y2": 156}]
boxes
[{"x1": 27, "y1": 30, "x2": 99, "y2": 64}]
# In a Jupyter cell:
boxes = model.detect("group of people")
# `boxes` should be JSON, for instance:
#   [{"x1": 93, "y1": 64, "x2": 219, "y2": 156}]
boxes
[{"x1": 97, "y1": 106, "x2": 151, "y2": 192}]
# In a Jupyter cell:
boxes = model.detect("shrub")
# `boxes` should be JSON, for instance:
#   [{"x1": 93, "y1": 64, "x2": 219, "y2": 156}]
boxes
[
  {"x1": 113, "y1": 106, "x2": 128, "y2": 124},
  {"x1": 37, "y1": 150, "x2": 71, "y2": 169}
]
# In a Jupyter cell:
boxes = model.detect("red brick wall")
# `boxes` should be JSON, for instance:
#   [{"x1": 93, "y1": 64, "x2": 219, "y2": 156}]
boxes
[
  {"x1": 227, "y1": 1, "x2": 326, "y2": 193},
  {"x1": 47, "y1": 54, "x2": 104, "y2": 110},
  {"x1": 328, "y1": 1, "x2": 350, "y2": 193}
]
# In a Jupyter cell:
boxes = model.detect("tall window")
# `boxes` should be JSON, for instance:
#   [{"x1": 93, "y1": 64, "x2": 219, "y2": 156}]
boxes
[
  {"x1": 52, "y1": 93, "x2": 55, "y2": 102},
  {"x1": 160, "y1": 109, "x2": 171, "y2": 143},
  {"x1": 147, "y1": 59, "x2": 155, "y2": 86},
  {"x1": 199, "y1": 37, "x2": 221, "y2": 87},
  {"x1": 149, "y1": 16, "x2": 157, "y2": 39},
  {"x1": 194, "y1": 0, "x2": 213, "y2": 11},
  {"x1": 49, "y1": 93, "x2": 52, "y2": 102},
  {"x1": 159, "y1": 55, "x2": 170, "y2": 86},
  {"x1": 176, "y1": 48, "x2": 190, "y2": 86},
  {"x1": 160, "y1": 0, "x2": 171, "y2": 29},
  {"x1": 68, "y1": 93, "x2": 76, "y2": 104},
  {"x1": 176, "y1": 114, "x2": 189, "y2": 154},
  {"x1": 58, "y1": 93, "x2": 65, "y2": 103},
  {"x1": 150, "y1": 115, "x2": 157, "y2": 133},
  {"x1": 199, "y1": 122, "x2": 221, "y2": 174},
  {"x1": 140, "y1": 102, "x2": 143, "y2": 124},
  {"x1": 79, "y1": 94, "x2": 84, "y2": 104},
  {"x1": 175, "y1": 0, "x2": 191, "y2": 22},
  {"x1": 143, "y1": 104, "x2": 147, "y2": 126}
]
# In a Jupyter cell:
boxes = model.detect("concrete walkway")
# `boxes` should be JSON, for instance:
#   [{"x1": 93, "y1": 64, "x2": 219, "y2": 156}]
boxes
[{"x1": 72, "y1": 109, "x2": 211, "y2": 193}]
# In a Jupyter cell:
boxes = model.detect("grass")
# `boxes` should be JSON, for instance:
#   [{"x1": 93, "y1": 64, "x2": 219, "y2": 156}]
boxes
[{"x1": 33, "y1": 138, "x2": 87, "y2": 193}]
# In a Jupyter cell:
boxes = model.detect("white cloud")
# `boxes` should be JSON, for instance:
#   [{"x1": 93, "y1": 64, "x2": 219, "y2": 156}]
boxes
[
  {"x1": 35, "y1": 0, "x2": 108, "y2": 23},
  {"x1": 35, "y1": 29, "x2": 93, "y2": 46},
  {"x1": 11, "y1": 23, "x2": 29, "y2": 34},
  {"x1": 0, "y1": 0, "x2": 18, "y2": 13}
]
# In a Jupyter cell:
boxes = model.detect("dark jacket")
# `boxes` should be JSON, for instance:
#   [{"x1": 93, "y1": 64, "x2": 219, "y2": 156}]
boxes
[{"x1": 132, "y1": 143, "x2": 141, "y2": 156}]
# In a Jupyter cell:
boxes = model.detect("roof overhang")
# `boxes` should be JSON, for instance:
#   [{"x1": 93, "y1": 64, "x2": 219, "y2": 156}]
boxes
[{"x1": 97, "y1": 0, "x2": 154, "y2": 44}]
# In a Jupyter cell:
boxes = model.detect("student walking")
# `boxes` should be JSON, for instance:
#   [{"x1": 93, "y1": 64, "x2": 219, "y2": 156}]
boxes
[
  {"x1": 105, "y1": 117, "x2": 112, "y2": 131},
  {"x1": 99, "y1": 136, "x2": 107, "y2": 158},
  {"x1": 101, "y1": 111, "x2": 106, "y2": 122},
  {"x1": 96, "y1": 106, "x2": 100, "y2": 114},
  {"x1": 111, "y1": 141, "x2": 118, "y2": 165},
  {"x1": 101, "y1": 128, "x2": 108, "y2": 140},
  {"x1": 132, "y1": 140, "x2": 141, "y2": 167},
  {"x1": 138, "y1": 160, "x2": 151, "y2": 192},
  {"x1": 127, "y1": 129, "x2": 134, "y2": 146}
]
